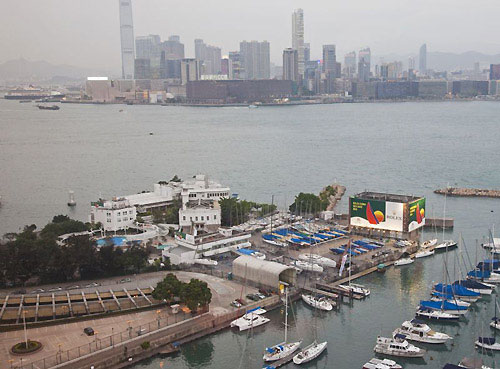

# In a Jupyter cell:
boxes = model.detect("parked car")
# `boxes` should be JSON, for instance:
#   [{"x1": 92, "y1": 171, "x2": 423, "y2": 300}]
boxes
[
  {"x1": 84, "y1": 282, "x2": 100, "y2": 288},
  {"x1": 235, "y1": 298, "x2": 246, "y2": 306},
  {"x1": 256, "y1": 293, "x2": 266, "y2": 300},
  {"x1": 246, "y1": 294, "x2": 259, "y2": 301},
  {"x1": 31, "y1": 288, "x2": 45, "y2": 294},
  {"x1": 83, "y1": 327, "x2": 94, "y2": 336},
  {"x1": 120, "y1": 278, "x2": 131, "y2": 283},
  {"x1": 67, "y1": 285, "x2": 80, "y2": 290},
  {"x1": 48, "y1": 287, "x2": 62, "y2": 292},
  {"x1": 230, "y1": 300, "x2": 242, "y2": 308}
]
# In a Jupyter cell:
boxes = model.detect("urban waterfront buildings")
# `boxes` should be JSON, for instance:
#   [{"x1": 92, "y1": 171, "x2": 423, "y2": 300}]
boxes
[
  {"x1": 292, "y1": 8, "x2": 305, "y2": 76},
  {"x1": 358, "y1": 48, "x2": 371, "y2": 82},
  {"x1": 181, "y1": 59, "x2": 201, "y2": 85},
  {"x1": 195, "y1": 39, "x2": 222, "y2": 76},
  {"x1": 118, "y1": 0, "x2": 135, "y2": 79},
  {"x1": 90, "y1": 198, "x2": 137, "y2": 232},
  {"x1": 490, "y1": 64, "x2": 500, "y2": 80},
  {"x1": 344, "y1": 51, "x2": 357, "y2": 77}
]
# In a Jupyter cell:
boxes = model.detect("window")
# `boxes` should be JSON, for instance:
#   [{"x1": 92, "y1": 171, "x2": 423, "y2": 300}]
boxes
[
  {"x1": 107, "y1": 219, "x2": 111, "y2": 223},
  {"x1": 195, "y1": 216, "x2": 198, "y2": 221},
  {"x1": 201, "y1": 216, "x2": 204, "y2": 221},
  {"x1": 183, "y1": 216, "x2": 186, "y2": 221},
  {"x1": 123, "y1": 211, "x2": 127, "y2": 215},
  {"x1": 214, "y1": 215, "x2": 217, "y2": 220},
  {"x1": 118, "y1": 219, "x2": 121, "y2": 222},
  {"x1": 207, "y1": 216, "x2": 209, "y2": 220},
  {"x1": 117, "y1": 212, "x2": 121, "y2": 216},
  {"x1": 130, "y1": 217, "x2": 133, "y2": 220},
  {"x1": 190, "y1": 217, "x2": 193, "y2": 221}
]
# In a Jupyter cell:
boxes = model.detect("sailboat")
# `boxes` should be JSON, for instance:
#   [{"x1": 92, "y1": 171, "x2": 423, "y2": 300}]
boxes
[
  {"x1": 435, "y1": 190, "x2": 457, "y2": 251},
  {"x1": 263, "y1": 288, "x2": 302, "y2": 362},
  {"x1": 293, "y1": 232, "x2": 328, "y2": 365},
  {"x1": 338, "y1": 240, "x2": 370, "y2": 297}
]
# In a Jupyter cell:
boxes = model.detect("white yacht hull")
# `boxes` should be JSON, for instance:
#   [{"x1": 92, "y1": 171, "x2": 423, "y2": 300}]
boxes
[
  {"x1": 293, "y1": 341, "x2": 327, "y2": 364},
  {"x1": 263, "y1": 341, "x2": 301, "y2": 362},
  {"x1": 301, "y1": 294, "x2": 333, "y2": 311},
  {"x1": 395, "y1": 258, "x2": 414, "y2": 266}
]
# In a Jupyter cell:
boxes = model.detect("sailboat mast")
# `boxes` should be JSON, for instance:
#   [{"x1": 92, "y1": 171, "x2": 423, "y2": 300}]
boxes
[{"x1": 284, "y1": 287, "x2": 288, "y2": 343}]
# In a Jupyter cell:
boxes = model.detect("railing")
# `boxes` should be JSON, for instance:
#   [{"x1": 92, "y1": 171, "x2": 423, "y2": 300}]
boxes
[{"x1": 11, "y1": 310, "x2": 191, "y2": 369}]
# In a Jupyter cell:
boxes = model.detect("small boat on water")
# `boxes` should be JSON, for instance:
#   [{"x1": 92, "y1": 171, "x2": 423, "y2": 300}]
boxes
[
  {"x1": 422, "y1": 239, "x2": 438, "y2": 248},
  {"x1": 377, "y1": 263, "x2": 387, "y2": 273},
  {"x1": 435, "y1": 240, "x2": 458, "y2": 251},
  {"x1": 475, "y1": 337, "x2": 500, "y2": 351},
  {"x1": 430, "y1": 294, "x2": 470, "y2": 307},
  {"x1": 419, "y1": 300, "x2": 468, "y2": 315},
  {"x1": 290, "y1": 260, "x2": 323, "y2": 273},
  {"x1": 444, "y1": 357, "x2": 492, "y2": 369},
  {"x1": 338, "y1": 283, "x2": 370, "y2": 297},
  {"x1": 467, "y1": 269, "x2": 500, "y2": 284},
  {"x1": 393, "y1": 319, "x2": 452, "y2": 344},
  {"x1": 298, "y1": 253, "x2": 336, "y2": 268},
  {"x1": 292, "y1": 340, "x2": 327, "y2": 364},
  {"x1": 363, "y1": 358, "x2": 402, "y2": 369},
  {"x1": 394, "y1": 258, "x2": 414, "y2": 266},
  {"x1": 230, "y1": 312, "x2": 270, "y2": 331},
  {"x1": 453, "y1": 279, "x2": 494, "y2": 295},
  {"x1": 415, "y1": 308, "x2": 459, "y2": 321},
  {"x1": 301, "y1": 294, "x2": 333, "y2": 311},
  {"x1": 434, "y1": 283, "x2": 481, "y2": 302},
  {"x1": 373, "y1": 335, "x2": 425, "y2": 358},
  {"x1": 37, "y1": 104, "x2": 60, "y2": 110},
  {"x1": 415, "y1": 249, "x2": 435, "y2": 258}
]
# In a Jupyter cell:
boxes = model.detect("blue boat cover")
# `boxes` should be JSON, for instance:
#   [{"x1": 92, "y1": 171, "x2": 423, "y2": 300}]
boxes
[
  {"x1": 442, "y1": 365, "x2": 462, "y2": 369},
  {"x1": 478, "y1": 337, "x2": 496, "y2": 345},
  {"x1": 266, "y1": 347, "x2": 274, "y2": 353},
  {"x1": 263, "y1": 234, "x2": 278, "y2": 240},
  {"x1": 467, "y1": 269, "x2": 491, "y2": 279},
  {"x1": 394, "y1": 333, "x2": 406, "y2": 339},
  {"x1": 420, "y1": 300, "x2": 467, "y2": 311},
  {"x1": 453, "y1": 279, "x2": 490, "y2": 290},
  {"x1": 247, "y1": 306, "x2": 262, "y2": 313},
  {"x1": 435, "y1": 283, "x2": 480, "y2": 297},
  {"x1": 410, "y1": 319, "x2": 425, "y2": 325}
]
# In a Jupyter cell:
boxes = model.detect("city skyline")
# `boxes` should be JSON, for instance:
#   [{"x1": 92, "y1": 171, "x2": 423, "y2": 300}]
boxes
[{"x1": 1, "y1": 0, "x2": 499, "y2": 72}]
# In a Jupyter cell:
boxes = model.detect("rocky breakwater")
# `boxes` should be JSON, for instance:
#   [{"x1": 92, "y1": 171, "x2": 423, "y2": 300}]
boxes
[
  {"x1": 321, "y1": 184, "x2": 346, "y2": 211},
  {"x1": 435, "y1": 187, "x2": 500, "y2": 198}
]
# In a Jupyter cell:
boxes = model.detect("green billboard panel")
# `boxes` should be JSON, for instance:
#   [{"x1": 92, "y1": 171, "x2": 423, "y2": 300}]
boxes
[
  {"x1": 350, "y1": 197, "x2": 403, "y2": 232},
  {"x1": 408, "y1": 197, "x2": 426, "y2": 232}
]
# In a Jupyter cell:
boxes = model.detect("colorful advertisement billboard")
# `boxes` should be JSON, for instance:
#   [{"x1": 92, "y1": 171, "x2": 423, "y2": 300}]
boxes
[
  {"x1": 408, "y1": 197, "x2": 426, "y2": 231},
  {"x1": 350, "y1": 197, "x2": 404, "y2": 232}
]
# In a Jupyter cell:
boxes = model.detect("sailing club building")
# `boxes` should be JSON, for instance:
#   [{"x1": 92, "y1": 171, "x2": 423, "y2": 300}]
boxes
[{"x1": 349, "y1": 192, "x2": 426, "y2": 240}]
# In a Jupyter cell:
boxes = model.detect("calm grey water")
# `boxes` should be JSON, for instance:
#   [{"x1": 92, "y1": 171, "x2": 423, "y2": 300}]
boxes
[{"x1": 1, "y1": 99, "x2": 500, "y2": 368}]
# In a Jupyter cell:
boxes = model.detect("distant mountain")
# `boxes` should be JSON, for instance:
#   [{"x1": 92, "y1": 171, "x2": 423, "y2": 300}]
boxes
[
  {"x1": 0, "y1": 58, "x2": 114, "y2": 83},
  {"x1": 375, "y1": 51, "x2": 500, "y2": 71}
]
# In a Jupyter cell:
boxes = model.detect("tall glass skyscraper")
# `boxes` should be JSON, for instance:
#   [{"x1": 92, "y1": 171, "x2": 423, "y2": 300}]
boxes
[
  {"x1": 119, "y1": 0, "x2": 135, "y2": 79},
  {"x1": 292, "y1": 9, "x2": 304, "y2": 77}
]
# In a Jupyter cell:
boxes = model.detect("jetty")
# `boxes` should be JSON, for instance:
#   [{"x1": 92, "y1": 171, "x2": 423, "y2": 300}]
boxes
[
  {"x1": 322, "y1": 183, "x2": 346, "y2": 211},
  {"x1": 435, "y1": 187, "x2": 500, "y2": 198},
  {"x1": 424, "y1": 217, "x2": 454, "y2": 229}
]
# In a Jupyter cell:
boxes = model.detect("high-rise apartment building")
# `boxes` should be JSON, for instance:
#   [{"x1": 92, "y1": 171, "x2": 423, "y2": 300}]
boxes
[
  {"x1": 344, "y1": 51, "x2": 356, "y2": 77},
  {"x1": 161, "y1": 35, "x2": 184, "y2": 60},
  {"x1": 292, "y1": 9, "x2": 305, "y2": 76},
  {"x1": 419, "y1": 44, "x2": 427, "y2": 74},
  {"x1": 304, "y1": 43, "x2": 310, "y2": 63},
  {"x1": 181, "y1": 59, "x2": 200, "y2": 85},
  {"x1": 134, "y1": 58, "x2": 151, "y2": 79},
  {"x1": 221, "y1": 58, "x2": 233, "y2": 79},
  {"x1": 135, "y1": 34, "x2": 161, "y2": 67},
  {"x1": 283, "y1": 48, "x2": 299, "y2": 82},
  {"x1": 358, "y1": 48, "x2": 371, "y2": 82},
  {"x1": 229, "y1": 52, "x2": 244, "y2": 79},
  {"x1": 194, "y1": 39, "x2": 222, "y2": 75},
  {"x1": 490, "y1": 64, "x2": 500, "y2": 80},
  {"x1": 118, "y1": 0, "x2": 135, "y2": 79},
  {"x1": 239, "y1": 41, "x2": 270, "y2": 79}
]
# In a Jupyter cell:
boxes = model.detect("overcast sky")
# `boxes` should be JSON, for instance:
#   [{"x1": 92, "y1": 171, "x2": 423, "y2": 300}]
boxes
[{"x1": 1, "y1": 0, "x2": 499, "y2": 72}]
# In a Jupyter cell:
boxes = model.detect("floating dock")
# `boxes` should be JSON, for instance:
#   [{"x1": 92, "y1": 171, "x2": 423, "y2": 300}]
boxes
[{"x1": 424, "y1": 217, "x2": 454, "y2": 229}]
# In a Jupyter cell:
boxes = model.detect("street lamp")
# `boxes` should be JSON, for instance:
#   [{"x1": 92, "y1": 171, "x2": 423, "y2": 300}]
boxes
[{"x1": 22, "y1": 310, "x2": 28, "y2": 350}]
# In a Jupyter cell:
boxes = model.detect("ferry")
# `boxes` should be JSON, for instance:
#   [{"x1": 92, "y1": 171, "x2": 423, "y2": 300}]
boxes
[{"x1": 5, "y1": 88, "x2": 64, "y2": 100}]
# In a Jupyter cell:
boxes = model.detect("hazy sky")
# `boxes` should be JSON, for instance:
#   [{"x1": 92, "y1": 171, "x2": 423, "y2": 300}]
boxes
[{"x1": 1, "y1": 0, "x2": 499, "y2": 72}]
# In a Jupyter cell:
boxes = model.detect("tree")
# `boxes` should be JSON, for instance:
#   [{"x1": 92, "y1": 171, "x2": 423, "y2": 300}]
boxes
[
  {"x1": 289, "y1": 192, "x2": 327, "y2": 215},
  {"x1": 121, "y1": 245, "x2": 147, "y2": 273},
  {"x1": 152, "y1": 273, "x2": 184, "y2": 302},
  {"x1": 181, "y1": 278, "x2": 212, "y2": 312}
]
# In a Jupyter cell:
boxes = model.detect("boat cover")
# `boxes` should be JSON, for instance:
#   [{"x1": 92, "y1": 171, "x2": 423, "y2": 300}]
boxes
[
  {"x1": 238, "y1": 249, "x2": 256, "y2": 255},
  {"x1": 434, "y1": 283, "x2": 480, "y2": 297},
  {"x1": 394, "y1": 333, "x2": 406, "y2": 339},
  {"x1": 453, "y1": 279, "x2": 490, "y2": 289},
  {"x1": 477, "y1": 259, "x2": 500, "y2": 269},
  {"x1": 467, "y1": 270, "x2": 491, "y2": 279},
  {"x1": 478, "y1": 337, "x2": 495, "y2": 345},
  {"x1": 410, "y1": 319, "x2": 425, "y2": 325},
  {"x1": 442, "y1": 365, "x2": 462, "y2": 369},
  {"x1": 420, "y1": 300, "x2": 467, "y2": 311}
]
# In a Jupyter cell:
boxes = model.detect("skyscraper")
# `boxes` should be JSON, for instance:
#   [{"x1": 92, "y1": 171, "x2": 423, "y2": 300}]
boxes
[
  {"x1": 239, "y1": 41, "x2": 270, "y2": 79},
  {"x1": 161, "y1": 36, "x2": 184, "y2": 60},
  {"x1": 283, "y1": 48, "x2": 299, "y2": 82},
  {"x1": 181, "y1": 59, "x2": 200, "y2": 85},
  {"x1": 119, "y1": 0, "x2": 135, "y2": 79},
  {"x1": 228, "y1": 51, "x2": 243, "y2": 79},
  {"x1": 358, "y1": 48, "x2": 371, "y2": 82},
  {"x1": 194, "y1": 39, "x2": 222, "y2": 75},
  {"x1": 304, "y1": 43, "x2": 311, "y2": 63},
  {"x1": 135, "y1": 34, "x2": 160, "y2": 67},
  {"x1": 322, "y1": 45, "x2": 337, "y2": 73},
  {"x1": 292, "y1": 9, "x2": 305, "y2": 76},
  {"x1": 344, "y1": 51, "x2": 356, "y2": 77},
  {"x1": 419, "y1": 44, "x2": 427, "y2": 74}
]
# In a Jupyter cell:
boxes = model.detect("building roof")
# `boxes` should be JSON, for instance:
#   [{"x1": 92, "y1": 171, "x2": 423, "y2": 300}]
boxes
[
  {"x1": 125, "y1": 192, "x2": 173, "y2": 207},
  {"x1": 232, "y1": 255, "x2": 296, "y2": 288},
  {"x1": 354, "y1": 191, "x2": 422, "y2": 204}
]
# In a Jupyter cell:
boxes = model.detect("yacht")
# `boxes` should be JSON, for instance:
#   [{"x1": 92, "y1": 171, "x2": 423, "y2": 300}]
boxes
[
  {"x1": 290, "y1": 260, "x2": 323, "y2": 273},
  {"x1": 363, "y1": 358, "x2": 403, "y2": 369},
  {"x1": 419, "y1": 300, "x2": 468, "y2": 315},
  {"x1": 292, "y1": 340, "x2": 327, "y2": 364},
  {"x1": 393, "y1": 319, "x2": 452, "y2": 344},
  {"x1": 230, "y1": 312, "x2": 270, "y2": 331},
  {"x1": 394, "y1": 258, "x2": 414, "y2": 266},
  {"x1": 475, "y1": 337, "x2": 500, "y2": 351},
  {"x1": 415, "y1": 308, "x2": 459, "y2": 321},
  {"x1": 422, "y1": 239, "x2": 437, "y2": 248},
  {"x1": 430, "y1": 294, "x2": 470, "y2": 308},
  {"x1": 490, "y1": 316, "x2": 500, "y2": 330},
  {"x1": 298, "y1": 253, "x2": 336, "y2": 268},
  {"x1": 433, "y1": 283, "x2": 481, "y2": 302},
  {"x1": 415, "y1": 249, "x2": 434, "y2": 258},
  {"x1": 301, "y1": 294, "x2": 333, "y2": 311},
  {"x1": 338, "y1": 283, "x2": 370, "y2": 297},
  {"x1": 373, "y1": 335, "x2": 425, "y2": 357},
  {"x1": 453, "y1": 279, "x2": 494, "y2": 295},
  {"x1": 435, "y1": 240, "x2": 458, "y2": 251}
]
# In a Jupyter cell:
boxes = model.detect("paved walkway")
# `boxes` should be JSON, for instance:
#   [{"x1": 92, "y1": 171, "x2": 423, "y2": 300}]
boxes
[{"x1": 0, "y1": 271, "x2": 255, "y2": 369}]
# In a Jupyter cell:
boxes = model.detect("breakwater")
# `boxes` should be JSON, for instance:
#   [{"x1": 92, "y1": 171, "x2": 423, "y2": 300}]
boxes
[{"x1": 435, "y1": 187, "x2": 500, "y2": 198}]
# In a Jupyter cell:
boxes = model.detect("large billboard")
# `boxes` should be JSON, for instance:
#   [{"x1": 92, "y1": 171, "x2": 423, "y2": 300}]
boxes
[
  {"x1": 408, "y1": 198, "x2": 426, "y2": 232},
  {"x1": 350, "y1": 197, "x2": 404, "y2": 232}
]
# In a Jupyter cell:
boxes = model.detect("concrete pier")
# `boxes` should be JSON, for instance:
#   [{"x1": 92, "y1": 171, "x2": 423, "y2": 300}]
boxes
[{"x1": 435, "y1": 187, "x2": 500, "y2": 198}]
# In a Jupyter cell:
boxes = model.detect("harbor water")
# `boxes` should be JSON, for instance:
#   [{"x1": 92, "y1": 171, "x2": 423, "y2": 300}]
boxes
[{"x1": 1, "y1": 99, "x2": 500, "y2": 367}]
